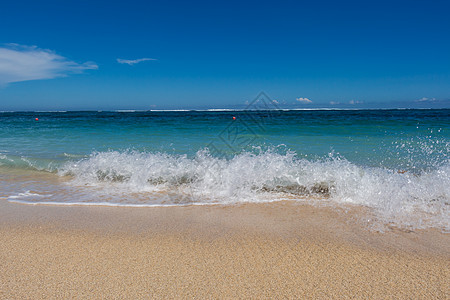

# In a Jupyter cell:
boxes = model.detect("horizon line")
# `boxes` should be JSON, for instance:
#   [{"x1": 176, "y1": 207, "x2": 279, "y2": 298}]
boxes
[{"x1": 1, "y1": 107, "x2": 449, "y2": 113}]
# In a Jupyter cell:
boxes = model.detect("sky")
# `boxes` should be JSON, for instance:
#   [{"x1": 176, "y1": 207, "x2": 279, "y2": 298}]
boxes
[{"x1": 0, "y1": 0, "x2": 449, "y2": 110}]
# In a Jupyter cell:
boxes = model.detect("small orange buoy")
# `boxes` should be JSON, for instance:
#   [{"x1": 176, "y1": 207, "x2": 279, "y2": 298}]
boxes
[
  {"x1": 35, "y1": 118, "x2": 39, "y2": 121},
  {"x1": 232, "y1": 116, "x2": 236, "y2": 120}
]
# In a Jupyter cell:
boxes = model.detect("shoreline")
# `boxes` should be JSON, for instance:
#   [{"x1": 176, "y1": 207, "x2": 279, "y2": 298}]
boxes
[{"x1": 1, "y1": 200, "x2": 448, "y2": 298}]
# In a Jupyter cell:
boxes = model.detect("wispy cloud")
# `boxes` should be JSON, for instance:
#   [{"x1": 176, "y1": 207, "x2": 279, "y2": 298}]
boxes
[
  {"x1": 349, "y1": 100, "x2": 363, "y2": 104},
  {"x1": 416, "y1": 97, "x2": 436, "y2": 102},
  {"x1": 0, "y1": 43, "x2": 98, "y2": 86},
  {"x1": 116, "y1": 58, "x2": 157, "y2": 65},
  {"x1": 296, "y1": 97, "x2": 312, "y2": 104}
]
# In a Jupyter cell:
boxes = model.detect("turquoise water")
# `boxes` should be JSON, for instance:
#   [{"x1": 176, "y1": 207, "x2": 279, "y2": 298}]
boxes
[{"x1": 1, "y1": 109, "x2": 449, "y2": 231}]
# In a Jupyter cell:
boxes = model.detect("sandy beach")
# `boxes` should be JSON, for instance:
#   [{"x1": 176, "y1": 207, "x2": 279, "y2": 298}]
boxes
[
  {"x1": 0, "y1": 200, "x2": 448, "y2": 299},
  {"x1": 2, "y1": 0, "x2": 450, "y2": 297}
]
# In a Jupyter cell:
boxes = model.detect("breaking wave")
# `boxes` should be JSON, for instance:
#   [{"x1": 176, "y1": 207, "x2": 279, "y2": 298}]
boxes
[{"x1": 40, "y1": 148, "x2": 448, "y2": 231}]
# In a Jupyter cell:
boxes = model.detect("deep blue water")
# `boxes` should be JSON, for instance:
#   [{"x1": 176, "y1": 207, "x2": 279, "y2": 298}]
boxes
[{"x1": 1, "y1": 109, "x2": 449, "y2": 169}]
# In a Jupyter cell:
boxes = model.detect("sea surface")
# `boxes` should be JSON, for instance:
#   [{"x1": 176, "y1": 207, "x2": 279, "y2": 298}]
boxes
[{"x1": 1, "y1": 109, "x2": 449, "y2": 231}]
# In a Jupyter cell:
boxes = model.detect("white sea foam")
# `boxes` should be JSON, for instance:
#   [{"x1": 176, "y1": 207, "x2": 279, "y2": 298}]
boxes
[
  {"x1": 115, "y1": 110, "x2": 145, "y2": 112},
  {"x1": 8, "y1": 191, "x2": 49, "y2": 199},
  {"x1": 7, "y1": 199, "x2": 213, "y2": 207},
  {"x1": 34, "y1": 111, "x2": 67, "y2": 113},
  {"x1": 149, "y1": 109, "x2": 191, "y2": 112},
  {"x1": 62, "y1": 153, "x2": 88, "y2": 158},
  {"x1": 48, "y1": 148, "x2": 450, "y2": 231}
]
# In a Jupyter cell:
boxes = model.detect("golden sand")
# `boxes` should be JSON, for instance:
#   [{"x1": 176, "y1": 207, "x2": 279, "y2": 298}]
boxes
[{"x1": 0, "y1": 201, "x2": 448, "y2": 299}]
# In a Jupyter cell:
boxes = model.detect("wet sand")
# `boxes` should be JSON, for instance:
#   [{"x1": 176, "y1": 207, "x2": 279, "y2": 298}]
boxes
[{"x1": 0, "y1": 200, "x2": 448, "y2": 299}]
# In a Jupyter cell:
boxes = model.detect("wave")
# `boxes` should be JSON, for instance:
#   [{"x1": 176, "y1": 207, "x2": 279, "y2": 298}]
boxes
[
  {"x1": 52, "y1": 148, "x2": 450, "y2": 231},
  {"x1": 2, "y1": 147, "x2": 448, "y2": 231},
  {"x1": 8, "y1": 199, "x2": 212, "y2": 207},
  {"x1": 0, "y1": 154, "x2": 59, "y2": 172},
  {"x1": 7, "y1": 191, "x2": 49, "y2": 199},
  {"x1": 115, "y1": 110, "x2": 145, "y2": 112}
]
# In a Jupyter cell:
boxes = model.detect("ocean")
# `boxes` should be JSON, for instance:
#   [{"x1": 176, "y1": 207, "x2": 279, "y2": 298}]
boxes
[{"x1": 1, "y1": 109, "x2": 449, "y2": 231}]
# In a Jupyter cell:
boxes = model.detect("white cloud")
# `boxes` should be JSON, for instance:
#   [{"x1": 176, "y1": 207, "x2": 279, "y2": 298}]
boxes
[
  {"x1": 296, "y1": 97, "x2": 312, "y2": 104},
  {"x1": 349, "y1": 100, "x2": 363, "y2": 105},
  {"x1": 416, "y1": 97, "x2": 436, "y2": 102},
  {"x1": 329, "y1": 101, "x2": 340, "y2": 105},
  {"x1": 116, "y1": 58, "x2": 157, "y2": 65},
  {"x1": 0, "y1": 43, "x2": 98, "y2": 86}
]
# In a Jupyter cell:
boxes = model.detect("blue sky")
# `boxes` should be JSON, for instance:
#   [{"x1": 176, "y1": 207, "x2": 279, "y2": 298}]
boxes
[{"x1": 0, "y1": 0, "x2": 449, "y2": 110}]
